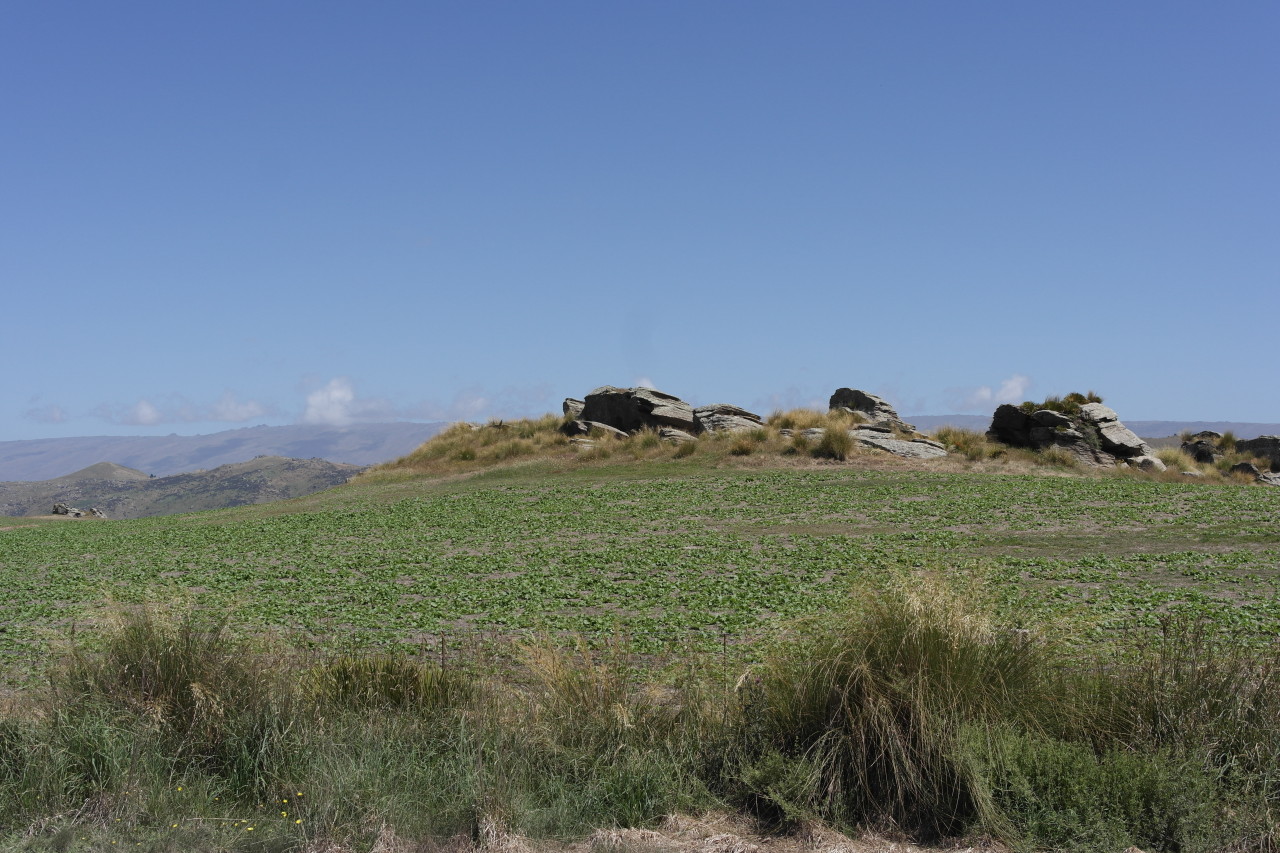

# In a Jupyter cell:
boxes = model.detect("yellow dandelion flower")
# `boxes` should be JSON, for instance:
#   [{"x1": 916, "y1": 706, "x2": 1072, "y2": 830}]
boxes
[
  {"x1": 295, "y1": 819, "x2": 302, "y2": 824},
  {"x1": 247, "y1": 827, "x2": 255, "y2": 831}
]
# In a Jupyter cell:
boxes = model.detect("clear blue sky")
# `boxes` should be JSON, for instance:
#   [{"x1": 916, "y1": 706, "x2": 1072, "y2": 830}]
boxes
[{"x1": 4, "y1": 1, "x2": 1277, "y2": 440}]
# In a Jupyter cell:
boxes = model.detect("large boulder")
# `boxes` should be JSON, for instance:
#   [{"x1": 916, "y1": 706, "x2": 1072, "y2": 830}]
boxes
[
  {"x1": 829, "y1": 388, "x2": 915, "y2": 432},
  {"x1": 1236, "y1": 436, "x2": 1280, "y2": 470},
  {"x1": 694, "y1": 404, "x2": 763, "y2": 434},
  {"x1": 579, "y1": 386, "x2": 697, "y2": 433},
  {"x1": 986, "y1": 398, "x2": 1148, "y2": 465},
  {"x1": 850, "y1": 429, "x2": 947, "y2": 460},
  {"x1": 562, "y1": 398, "x2": 585, "y2": 418},
  {"x1": 1181, "y1": 438, "x2": 1221, "y2": 464},
  {"x1": 987, "y1": 404, "x2": 1036, "y2": 447}
]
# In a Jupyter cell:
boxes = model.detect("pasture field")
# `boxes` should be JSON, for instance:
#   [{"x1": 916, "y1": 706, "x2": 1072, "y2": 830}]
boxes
[
  {"x1": 3, "y1": 461, "x2": 1279, "y2": 679},
  {"x1": 3, "y1": 459, "x2": 1280, "y2": 852}
]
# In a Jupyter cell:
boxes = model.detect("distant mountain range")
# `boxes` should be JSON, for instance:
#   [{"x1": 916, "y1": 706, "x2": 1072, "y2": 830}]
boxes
[
  {"x1": 0, "y1": 422, "x2": 445, "y2": 482},
  {"x1": 0, "y1": 456, "x2": 362, "y2": 520},
  {"x1": 907, "y1": 415, "x2": 1280, "y2": 440}
]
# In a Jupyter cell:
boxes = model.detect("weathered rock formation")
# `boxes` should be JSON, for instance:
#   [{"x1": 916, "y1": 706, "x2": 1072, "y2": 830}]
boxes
[
  {"x1": 560, "y1": 384, "x2": 949, "y2": 462},
  {"x1": 829, "y1": 388, "x2": 916, "y2": 433},
  {"x1": 578, "y1": 386, "x2": 698, "y2": 434},
  {"x1": 1181, "y1": 431, "x2": 1223, "y2": 464},
  {"x1": 1236, "y1": 436, "x2": 1280, "y2": 471},
  {"x1": 986, "y1": 401, "x2": 1152, "y2": 469},
  {"x1": 51, "y1": 503, "x2": 106, "y2": 518},
  {"x1": 694, "y1": 404, "x2": 764, "y2": 434},
  {"x1": 563, "y1": 387, "x2": 765, "y2": 437}
]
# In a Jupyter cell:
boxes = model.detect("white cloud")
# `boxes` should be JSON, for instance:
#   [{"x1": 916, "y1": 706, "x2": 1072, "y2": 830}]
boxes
[
  {"x1": 634, "y1": 376, "x2": 656, "y2": 390},
  {"x1": 956, "y1": 374, "x2": 1032, "y2": 410},
  {"x1": 300, "y1": 378, "x2": 394, "y2": 426},
  {"x1": 125, "y1": 399, "x2": 163, "y2": 426}
]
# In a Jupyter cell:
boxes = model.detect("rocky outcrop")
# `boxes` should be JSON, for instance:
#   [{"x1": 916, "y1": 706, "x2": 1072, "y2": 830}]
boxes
[
  {"x1": 562, "y1": 398, "x2": 585, "y2": 418},
  {"x1": 51, "y1": 503, "x2": 105, "y2": 518},
  {"x1": 986, "y1": 401, "x2": 1152, "y2": 469},
  {"x1": 579, "y1": 386, "x2": 698, "y2": 434},
  {"x1": 694, "y1": 404, "x2": 763, "y2": 434},
  {"x1": 829, "y1": 388, "x2": 916, "y2": 432},
  {"x1": 1236, "y1": 436, "x2": 1280, "y2": 471},
  {"x1": 1181, "y1": 431, "x2": 1223, "y2": 464}
]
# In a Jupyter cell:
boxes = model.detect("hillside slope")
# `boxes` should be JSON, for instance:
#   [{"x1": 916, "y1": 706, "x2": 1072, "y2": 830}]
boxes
[
  {"x1": 0, "y1": 421, "x2": 445, "y2": 481},
  {"x1": 0, "y1": 455, "x2": 361, "y2": 519}
]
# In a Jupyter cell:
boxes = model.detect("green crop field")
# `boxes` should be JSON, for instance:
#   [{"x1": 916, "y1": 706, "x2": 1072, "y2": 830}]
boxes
[{"x1": 3, "y1": 462, "x2": 1279, "y2": 682}]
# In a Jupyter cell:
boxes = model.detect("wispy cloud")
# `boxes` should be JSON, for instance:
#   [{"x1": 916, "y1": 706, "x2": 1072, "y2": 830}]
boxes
[
  {"x1": 23, "y1": 403, "x2": 67, "y2": 424},
  {"x1": 951, "y1": 374, "x2": 1032, "y2": 411},
  {"x1": 90, "y1": 391, "x2": 275, "y2": 426}
]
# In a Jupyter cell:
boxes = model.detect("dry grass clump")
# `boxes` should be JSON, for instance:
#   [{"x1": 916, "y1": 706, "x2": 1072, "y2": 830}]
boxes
[{"x1": 933, "y1": 427, "x2": 1003, "y2": 462}]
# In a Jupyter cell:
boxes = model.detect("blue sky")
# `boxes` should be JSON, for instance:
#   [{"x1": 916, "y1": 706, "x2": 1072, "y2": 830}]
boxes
[{"x1": 4, "y1": 1, "x2": 1277, "y2": 440}]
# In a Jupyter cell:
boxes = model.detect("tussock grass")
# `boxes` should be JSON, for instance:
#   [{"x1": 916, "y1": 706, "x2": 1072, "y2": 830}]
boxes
[
  {"x1": 934, "y1": 427, "x2": 1003, "y2": 461},
  {"x1": 3, "y1": 590, "x2": 1278, "y2": 850}
]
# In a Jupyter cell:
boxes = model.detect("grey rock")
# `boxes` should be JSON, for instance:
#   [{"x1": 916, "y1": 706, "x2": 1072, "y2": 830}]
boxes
[
  {"x1": 1182, "y1": 470, "x2": 1205, "y2": 477},
  {"x1": 911, "y1": 438, "x2": 947, "y2": 450},
  {"x1": 52, "y1": 502, "x2": 83, "y2": 517},
  {"x1": 850, "y1": 429, "x2": 947, "y2": 460},
  {"x1": 829, "y1": 388, "x2": 915, "y2": 432},
  {"x1": 1181, "y1": 439, "x2": 1221, "y2": 464},
  {"x1": 1031, "y1": 409, "x2": 1073, "y2": 427},
  {"x1": 1189, "y1": 431, "x2": 1222, "y2": 441},
  {"x1": 1236, "y1": 436, "x2": 1280, "y2": 468},
  {"x1": 579, "y1": 386, "x2": 697, "y2": 433},
  {"x1": 1129, "y1": 455, "x2": 1167, "y2": 473},
  {"x1": 987, "y1": 404, "x2": 1036, "y2": 447},
  {"x1": 562, "y1": 398, "x2": 585, "y2": 418},
  {"x1": 1231, "y1": 461, "x2": 1261, "y2": 477},
  {"x1": 801, "y1": 428, "x2": 827, "y2": 441},
  {"x1": 568, "y1": 438, "x2": 596, "y2": 449},
  {"x1": 634, "y1": 387, "x2": 698, "y2": 431},
  {"x1": 1028, "y1": 426, "x2": 1057, "y2": 446},
  {"x1": 659, "y1": 427, "x2": 697, "y2": 443},
  {"x1": 1258, "y1": 472, "x2": 1280, "y2": 487},
  {"x1": 1078, "y1": 403, "x2": 1119, "y2": 424},
  {"x1": 1051, "y1": 436, "x2": 1118, "y2": 468},
  {"x1": 1096, "y1": 420, "x2": 1149, "y2": 457},
  {"x1": 778, "y1": 429, "x2": 794, "y2": 438},
  {"x1": 694, "y1": 403, "x2": 763, "y2": 434}
]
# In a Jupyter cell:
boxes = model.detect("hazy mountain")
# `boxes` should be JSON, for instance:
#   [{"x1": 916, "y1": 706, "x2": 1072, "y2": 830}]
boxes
[
  {"x1": 0, "y1": 456, "x2": 362, "y2": 520},
  {"x1": 0, "y1": 422, "x2": 445, "y2": 481},
  {"x1": 907, "y1": 414, "x2": 1280, "y2": 440}
]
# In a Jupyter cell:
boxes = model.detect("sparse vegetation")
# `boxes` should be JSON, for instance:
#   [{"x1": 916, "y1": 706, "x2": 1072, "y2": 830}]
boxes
[{"x1": 1018, "y1": 390, "x2": 1104, "y2": 416}]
